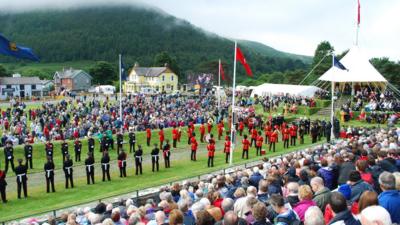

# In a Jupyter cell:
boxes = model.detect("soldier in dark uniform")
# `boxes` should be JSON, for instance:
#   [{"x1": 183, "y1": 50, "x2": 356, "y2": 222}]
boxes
[
  {"x1": 45, "y1": 140, "x2": 54, "y2": 160},
  {"x1": 61, "y1": 140, "x2": 69, "y2": 162},
  {"x1": 15, "y1": 159, "x2": 28, "y2": 199},
  {"x1": 116, "y1": 132, "x2": 123, "y2": 155},
  {"x1": 88, "y1": 135, "x2": 95, "y2": 153},
  {"x1": 129, "y1": 130, "x2": 136, "y2": 153},
  {"x1": 74, "y1": 138, "x2": 82, "y2": 162},
  {"x1": 63, "y1": 155, "x2": 74, "y2": 189},
  {"x1": 151, "y1": 143, "x2": 160, "y2": 172},
  {"x1": 0, "y1": 169, "x2": 7, "y2": 203},
  {"x1": 163, "y1": 140, "x2": 171, "y2": 168},
  {"x1": 299, "y1": 124, "x2": 305, "y2": 144},
  {"x1": 117, "y1": 149, "x2": 127, "y2": 178},
  {"x1": 305, "y1": 118, "x2": 311, "y2": 134},
  {"x1": 310, "y1": 123, "x2": 319, "y2": 144},
  {"x1": 134, "y1": 145, "x2": 143, "y2": 175},
  {"x1": 4, "y1": 141, "x2": 15, "y2": 173},
  {"x1": 101, "y1": 135, "x2": 109, "y2": 152},
  {"x1": 24, "y1": 140, "x2": 33, "y2": 169},
  {"x1": 44, "y1": 157, "x2": 55, "y2": 193},
  {"x1": 325, "y1": 121, "x2": 332, "y2": 143},
  {"x1": 101, "y1": 151, "x2": 111, "y2": 181},
  {"x1": 85, "y1": 152, "x2": 95, "y2": 184}
]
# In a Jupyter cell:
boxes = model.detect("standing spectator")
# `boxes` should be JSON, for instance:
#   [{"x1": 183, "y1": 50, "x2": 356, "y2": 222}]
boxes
[
  {"x1": 269, "y1": 194, "x2": 300, "y2": 225},
  {"x1": 304, "y1": 206, "x2": 324, "y2": 225},
  {"x1": 311, "y1": 177, "x2": 331, "y2": 213},
  {"x1": 293, "y1": 185, "x2": 316, "y2": 222},
  {"x1": 251, "y1": 202, "x2": 272, "y2": 225},
  {"x1": 327, "y1": 192, "x2": 360, "y2": 225},
  {"x1": 348, "y1": 171, "x2": 373, "y2": 202},
  {"x1": 378, "y1": 172, "x2": 400, "y2": 224}
]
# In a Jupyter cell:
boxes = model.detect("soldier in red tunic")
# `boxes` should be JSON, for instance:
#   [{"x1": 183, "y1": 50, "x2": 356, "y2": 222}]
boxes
[
  {"x1": 282, "y1": 126, "x2": 290, "y2": 149},
  {"x1": 158, "y1": 127, "x2": 165, "y2": 149},
  {"x1": 199, "y1": 123, "x2": 206, "y2": 143},
  {"x1": 187, "y1": 126, "x2": 193, "y2": 145},
  {"x1": 190, "y1": 133, "x2": 198, "y2": 161},
  {"x1": 172, "y1": 126, "x2": 178, "y2": 148},
  {"x1": 224, "y1": 135, "x2": 231, "y2": 163},
  {"x1": 289, "y1": 123, "x2": 298, "y2": 146},
  {"x1": 242, "y1": 135, "x2": 250, "y2": 159},
  {"x1": 238, "y1": 120, "x2": 244, "y2": 136},
  {"x1": 146, "y1": 127, "x2": 151, "y2": 147},
  {"x1": 256, "y1": 131, "x2": 264, "y2": 156},
  {"x1": 207, "y1": 139, "x2": 215, "y2": 167},
  {"x1": 269, "y1": 129, "x2": 279, "y2": 152},
  {"x1": 264, "y1": 122, "x2": 272, "y2": 144},
  {"x1": 250, "y1": 128, "x2": 258, "y2": 147},
  {"x1": 207, "y1": 120, "x2": 213, "y2": 134},
  {"x1": 217, "y1": 120, "x2": 224, "y2": 140}
]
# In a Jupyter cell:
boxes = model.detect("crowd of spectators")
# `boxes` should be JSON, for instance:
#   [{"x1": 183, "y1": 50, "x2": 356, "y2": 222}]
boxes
[{"x1": 19, "y1": 126, "x2": 400, "y2": 225}]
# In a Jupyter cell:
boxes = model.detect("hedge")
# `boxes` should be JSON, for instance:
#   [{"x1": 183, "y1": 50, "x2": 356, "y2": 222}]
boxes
[
  {"x1": 315, "y1": 99, "x2": 331, "y2": 108},
  {"x1": 297, "y1": 106, "x2": 322, "y2": 116}
]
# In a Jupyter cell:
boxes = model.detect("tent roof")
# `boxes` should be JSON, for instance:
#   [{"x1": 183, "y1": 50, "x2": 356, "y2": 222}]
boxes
[
  {"x1": 250, "y1": 83, "x2": 321, "y2": 97},
  {"x1": 318, "y1": 46, "x2": 387, "y2": 83}
]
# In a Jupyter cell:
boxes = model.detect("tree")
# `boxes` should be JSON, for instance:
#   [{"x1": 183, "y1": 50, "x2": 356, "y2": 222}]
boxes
[
  {"x1": 153, "y1": 51, "x2": 181, "y2": 81},
  {"x1": 303, "y1": 41, "x2": 335, "y2": 84},
  {"x1": 89, "y1": 61, "x2": 117, "y2": 85},
  {"x1": 370, "y1": 57, "x2": 400, "y2": 88},
  {"x1": 0, "y1": 64, "x2": 9, "y2": 77}
]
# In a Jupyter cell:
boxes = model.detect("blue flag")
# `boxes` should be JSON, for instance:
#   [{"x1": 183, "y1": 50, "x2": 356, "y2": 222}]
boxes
[
  {"x1": 333, "y1": 56, "x2": 347, "y2": 70},
  {"x1": 120, "y1": 55, "x2": 128, "y2": 81},
  {"x1": 0, "y1": 33, "x2": 40, "y2": 61}
]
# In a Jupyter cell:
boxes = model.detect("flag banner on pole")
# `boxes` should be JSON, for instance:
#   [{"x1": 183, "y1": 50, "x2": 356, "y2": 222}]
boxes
[
  {"x1": 333, "y1": 56, "x2": 348, "y2": 71},
  {"x1": 219, "y1": 61, "x2": 226, "y2": 81},
  {"x1": 357, "y1": 0, "x2": 361, "y2": 25},
  {"x1": 120, "y1": 56, "x2": 128, "y2": 81},
  {"x1": 236, "y1": 47, "x2": 253, "y2": 76},
  {"x1": 0, "y1": 33, "x2": 40, "y2": 61}
]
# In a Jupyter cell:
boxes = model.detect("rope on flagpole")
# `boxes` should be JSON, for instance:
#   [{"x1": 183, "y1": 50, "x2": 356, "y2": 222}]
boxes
[{"x1": 299, "y1": 53, "x2": 329, "y2": 85}]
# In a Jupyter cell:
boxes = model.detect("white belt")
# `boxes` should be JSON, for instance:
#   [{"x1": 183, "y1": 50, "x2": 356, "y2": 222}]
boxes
[
  {"x1": 86, "y1": 164, "x2": 94, "y2": 173},
  {"x1": 152, "y1": 155, "x2": 159, "y2": 160},
  {"x1": 65, "y1": 167, "x2": 72, "y2": 175},
  {"x1": 46, "y1": 169, "x2": 54, "y2": 178},
  {"x1": 7, "y1": 156, "x2": 12, "y2": 160},
  {"x1": 135, "y1": 156, "x2": 142, "y2": 163},
  {"x1": 27, "y1": 154, "x2": 32, "y2": 158},
  {"x1": 17, "y1": 173, "x2": 26, "y2": 182},
  {"x1": 102, "y1": 163, "x2": 109, "y2": 169}
]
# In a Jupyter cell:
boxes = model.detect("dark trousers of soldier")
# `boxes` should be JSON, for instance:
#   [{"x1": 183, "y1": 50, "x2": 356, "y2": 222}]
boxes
[
  {"x1": 265, "y1": 135, "x2": 269, "y2": 144},
  {"x1": 242, "y1": 150, "x2": 248, "y2": 159},
  {"x1": 283, "y1": 139, "x2": 289, "y2": 148},
  {"x1": 0, "y1": 185, "x2": 6, "y2": 203},
  {"x1": 102, "y1": 165, "x2": 111, "y2": 181},
  {"x1": 86, "y1": 168, "x2": 94, "y2": 184},
  {"x1": 318, "y1": 133, "x2": 322, "y2": 141},
  {"x1": 5, "y1": 159, "x2": 15, "y2": 173},
  {"x1": 135, "y1": 160, "x2": 142, "y2": 175},
  {"x1": 119, "y1": 165, "x2": 126, "y2": 177},
  {"x1": 17, "y1": 177, "x2": 27, "y2": 198},
  {"x1": 256, "y1": 146, "x2": 262, "y2": 156},
  {"x1": 62, "y1": 154, "x2": 67, "y2": 162},
  {"x1": 218, "y1": 133, "x2": 222, "y2": 140},
  {"x1": 75, "y1": 152, "x2": 81, "y2": 162},
  {"x1": 290, "y1": 137, "x2": 296, "y2": 146},
  {"x1": 250, "y1": 138, "x2": 256, "y2": 147},
  {"x1": 188, "y1": 138, "x2": 191, "y2": 145},
  {"x1": 147, "y1": 137, "x2": 151, "y2": 146},
  {"x1": 89, "y1": 145, "x2": 94, "y2": 153},
  {"x1": 25, "y1": 157, "x2": 33, "y2": 169},
  {"x1": 130, "y1": 142, "x2": 135, "y2": 152},
  {"x1": 164, "y1": 156, "x2": 170, "y2": 168},
  {"x1": 152, "y1": 157, "x2": 159, "y2": 172},
  {"x1": 312, "y1": 135, "x2": 317, "y2": 143},
  {"x1": 200, "y1": 134, "x2": 204, "y2": 143},
  {"x1": 173, "y1": 139, "x2": 177, "y2": 148},
  {"x1": 117, "y1": 144, "x2": 122, "y2": 155},
  {"x1": 300, "y1": 136, "x2": 304, "y2": 144},
  {"x1": 109, "y1": 139, "x2": 114, "y2": 149},
  {"x1": 326, "y1": 134, "x2": 331, "y2": 143},
  {"x1": 225, "y1": 153, "x2": 230, "y2": 163},
  {"x1": 208, "y1": 156, "x2": 214, "y2": 167},
  {"x1": 269, "y1": 142, "x2": 276, "y2": 152},
  {"x1": 65, "y1": 173, "x2": 74, "y2": 188},
  {"x1": 239, "y1": 129, "x2": 243, "y2": 136},
  {"x1": 46, "y1": 175, "x2": 55, "y2": 193},
  {"x1": 190, "y1": 150, "x2": 197, "y2": 161},
  {"x1": 159, "y1": 141, "x2": 164, "y2": 150}
]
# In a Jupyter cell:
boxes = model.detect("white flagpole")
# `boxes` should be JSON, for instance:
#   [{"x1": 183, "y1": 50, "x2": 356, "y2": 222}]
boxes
[
  {"x1": 331, "y1": 53, "x2": 335, "y2": 140},
  {"x1": 355, "y1": 0, "x2": 360, "y2": 46},
  {"x1": 119, "y1": 54, "x2": 123, "y2": 132},
  {"x1": 229, "y1": 41, "x2": 237, "y2": 165},
  {"x1": 218, "y1": 59, "x2": 221, "y2": 113}
]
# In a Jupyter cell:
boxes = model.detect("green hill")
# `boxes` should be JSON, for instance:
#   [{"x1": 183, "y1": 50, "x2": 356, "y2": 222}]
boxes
[{"x1": 0, "y1": 5, "x2": 311, "y2": 82}]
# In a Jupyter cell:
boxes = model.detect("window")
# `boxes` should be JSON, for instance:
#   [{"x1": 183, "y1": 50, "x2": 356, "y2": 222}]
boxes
[
  {"x1": 6, "y1": 85, "x2": 11, "y2": 89},
  {"x1": 162, "y1": 75, "x2": 165, "y2": 81},
  {"x1": 171, "y1": 75, "x2": 174, "y2": 81},
  {"x1": 32, "y1": 85, "x2": 36, "y2": 90}
]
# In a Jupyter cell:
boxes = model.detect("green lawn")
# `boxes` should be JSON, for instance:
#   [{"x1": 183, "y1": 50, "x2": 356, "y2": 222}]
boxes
[{"x1": 0, "y1": 126, "x2": 319, "y2": 221}]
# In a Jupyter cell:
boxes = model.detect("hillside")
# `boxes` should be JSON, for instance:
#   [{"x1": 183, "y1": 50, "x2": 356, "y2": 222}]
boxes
[{"x1": 0, "y1": 5, "x2": 311, "y2": 82}]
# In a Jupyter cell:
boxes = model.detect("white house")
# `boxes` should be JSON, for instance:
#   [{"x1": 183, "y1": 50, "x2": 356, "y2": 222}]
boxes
[{"x1": 0, "y1": 74, "x2": 44, "y2": 100}]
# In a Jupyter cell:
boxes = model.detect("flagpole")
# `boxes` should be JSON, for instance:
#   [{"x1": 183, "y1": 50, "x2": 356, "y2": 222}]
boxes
[
  {"x1": 218, "y1": 59, "x2": 221, "y2": 113},
  {"x1": 119, "y1": 54, "x2": 123, "y2": 133},
  {"x1": 229, "y1": 41, "x2": 237, "y2": 165},
  {"x1": 330, "y1": 53, "x2": 335, "y2": 141}
]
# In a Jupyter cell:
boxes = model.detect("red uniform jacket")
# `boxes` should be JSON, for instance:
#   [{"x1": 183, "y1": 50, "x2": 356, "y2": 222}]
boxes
[
  {"x1": 207, "y1": 144, "x2": 215, "y2": 157},
  {"x1": 242, "y1": 139, "x2": 250, "y2": 151},
  {"x1": 217, "y1": 122, "x2": 224, "y2": 135},
  {"x1": 264, "y1": 125, "x2": 272, "y2": 136},
  {"x1": 239, "y1": 121, "x2": 244, "y2": 131},
  {"x1": 270, "y1": 131, "x2": 278, "y2": 143},
  {"x1": 146, "y1": 128, "x2": 151, "y2": 138},
  {"x1": 199, "y1": 124, "x2": 205, "y2": 135},
  {"x1": 191, "y1": 137, "x2": 198, "y2": 151},
  {"x1": 256, "y1": 136, "x2": 264, "y2": 147},
  {"x1": 187, "y1": 127, "x2": 193, "y2": 139},
  {"x1": 224, "y1": 140, "x2": 231, "y2": 153},
  {"x1": 282, "y1": 128, "x2": 290, "y2": 140},
  {"x1": 251, "y1": 129, "x2": 258, "y2": 139},
  {"x1": 207, "y1": 123, "x2": 212, "y2": 133},
  {"x1": 172, "y1": 128, "x2": 178, "y2": 140},
  {"x1": 159, "y1": 130, "x2": 165, "y2": 142},
  {"x1": 289, "y1": 125, "x2": 297, "y2": 137}
]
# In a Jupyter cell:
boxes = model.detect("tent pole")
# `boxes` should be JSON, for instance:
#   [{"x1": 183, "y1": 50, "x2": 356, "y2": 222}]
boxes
[{"x1": 330, "y1": 52, "x2": 335, "y2": 141}]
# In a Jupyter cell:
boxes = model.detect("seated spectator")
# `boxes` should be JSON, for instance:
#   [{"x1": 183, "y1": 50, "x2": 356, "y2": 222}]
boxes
[
  {"x1": 311, "y1": 177, "x2": 331, "y2": 213},
  {"x1": 357, "y1": 191, "x2": 378, "y2": 215},
  {"x1": 355, "y1": 160, "x2": 373, "y2": 185},
  {"x1": 378, "y1": 172, "x2": 400, "y2": 224},
  {"x1": 348, "y1": 171, "x2": 373, "y2": 202},
  {"x1": 359, "y1": 206, "x2": 391, "y2": 225},
  {"x1": 327, "y1": 192, "x2": 360, "y2": 225},
  {"x1": 293, "y1": 185, "x2": 316, "y2": 222},
  {"x1": 269, "y1": 194, "x2": 300, "y2": 225},
  {"x1": 285, "y1": 182, "x2": 300, "y2": 208},
  {"x1": 251, "y1": 202, "x2": 272, "y2": 225},
  {"x1": 304, "y1": 206, "x2": 324, "y2": 225}
]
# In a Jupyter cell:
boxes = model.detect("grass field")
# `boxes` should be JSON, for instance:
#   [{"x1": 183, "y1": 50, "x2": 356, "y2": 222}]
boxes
[{"x1": 0, "y1": 124, "x2": 319, "y2": 221}]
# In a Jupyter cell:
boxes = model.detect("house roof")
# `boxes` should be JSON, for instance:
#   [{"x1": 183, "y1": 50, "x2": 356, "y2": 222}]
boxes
[
  {"x1": 0, "y1": 77, "x2": 43, "y2": 85},
  {"x1": 56, "y1": 69, "x2": 92, "y2": 79},
  {"x1": 132, "y1": 67, "x2": 169, "y2": 77}
]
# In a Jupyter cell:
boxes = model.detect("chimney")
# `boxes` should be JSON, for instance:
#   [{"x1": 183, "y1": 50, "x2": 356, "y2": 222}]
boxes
[{"x1": 134, "y1": 62, "x2": 140, "y2": 68}]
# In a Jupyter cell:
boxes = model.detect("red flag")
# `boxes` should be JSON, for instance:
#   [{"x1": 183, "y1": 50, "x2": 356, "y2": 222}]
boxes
[
  {"x1": 219, "y1": 61, "x2": 225, "y2": 81},
  {"x1": 236, "y1": 47, "x2": 253, "y2": 76},
  {"x1": 357, "y1": 0, "x2": 361, "y2": 25}
]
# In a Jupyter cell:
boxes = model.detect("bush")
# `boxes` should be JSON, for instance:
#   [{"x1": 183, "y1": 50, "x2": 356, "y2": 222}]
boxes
[
  {"x1": 315, "y1": 99, "x2": 331, "y2": 108},
  {"x1": 297, "y1": 106, "x2": 321, "y2": 116}
]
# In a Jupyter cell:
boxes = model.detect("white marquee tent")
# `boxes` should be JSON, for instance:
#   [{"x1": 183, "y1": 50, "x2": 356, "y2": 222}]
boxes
[
  {"x1": 250, "y1": 83, "x2": 321, "y2": 98},
  {"x1": 318, "y1": 46, "x2": 387, "y2": 90}
]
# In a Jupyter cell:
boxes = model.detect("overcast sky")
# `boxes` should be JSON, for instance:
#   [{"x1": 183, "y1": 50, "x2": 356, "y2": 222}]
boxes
[{"x1": 2, "y1": 0, "x2": 399, "y2": 60}]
